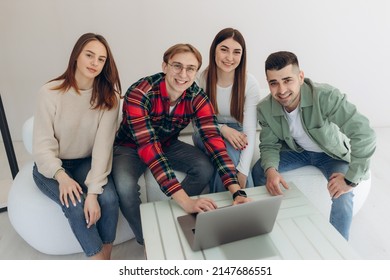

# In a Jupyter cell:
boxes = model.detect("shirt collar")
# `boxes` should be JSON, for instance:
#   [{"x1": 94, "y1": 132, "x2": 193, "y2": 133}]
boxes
[{"x1": 160, "y1": 79, "x2": 188, "y2": 103}]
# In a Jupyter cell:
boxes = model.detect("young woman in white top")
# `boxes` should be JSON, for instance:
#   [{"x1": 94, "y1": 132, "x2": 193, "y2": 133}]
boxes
[
  {"x1": 193, "y1": 28, "x2": 262, "y2": 192},
  {"x1": 32, "y1": 33, "x2": 121, "y2": 259}
]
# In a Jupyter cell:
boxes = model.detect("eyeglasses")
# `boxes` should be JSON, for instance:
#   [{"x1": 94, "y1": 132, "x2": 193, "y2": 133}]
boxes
[{"x1": 167, "y1": 62, "x2": 197, "y2": 75}]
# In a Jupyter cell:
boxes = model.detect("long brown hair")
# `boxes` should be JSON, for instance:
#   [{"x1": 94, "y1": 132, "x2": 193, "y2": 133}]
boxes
[
  {"x1": 50, "y1": 33, "x2": 121, "y2": 110},
  {"x1": 205, "y1": 28, "x2": 247, "y2": 123}
]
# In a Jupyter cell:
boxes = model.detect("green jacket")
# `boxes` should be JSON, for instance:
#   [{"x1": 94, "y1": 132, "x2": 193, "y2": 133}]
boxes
[{"x1": 257, "y1": 78, "x2": 376, "y2": 184}]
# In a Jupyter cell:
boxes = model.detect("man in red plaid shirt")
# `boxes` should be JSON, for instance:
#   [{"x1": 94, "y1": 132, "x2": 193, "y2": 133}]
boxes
[{"x1": 112, "y1": 43, "x2": 251, "y2": 245}]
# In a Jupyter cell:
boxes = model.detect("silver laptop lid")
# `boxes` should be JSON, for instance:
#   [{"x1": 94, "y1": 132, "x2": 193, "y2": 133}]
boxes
[{"x1": 177, "y1": 195, "x2": 283, "y2": 251}]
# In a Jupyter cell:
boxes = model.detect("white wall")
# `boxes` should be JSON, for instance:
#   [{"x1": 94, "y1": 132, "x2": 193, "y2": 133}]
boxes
[{"x1": 1, "y1": 0, "x2": 389, "y2": 140}]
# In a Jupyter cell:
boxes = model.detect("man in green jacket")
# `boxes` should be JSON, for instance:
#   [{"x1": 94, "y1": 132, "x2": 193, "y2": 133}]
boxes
[{"x1": 252, "y1": 51, "x2": 376, "y2": 240}]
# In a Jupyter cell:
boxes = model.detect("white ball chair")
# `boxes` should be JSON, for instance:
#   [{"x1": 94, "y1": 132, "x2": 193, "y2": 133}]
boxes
[{"x1": 7, "y1": 117, "x2": 134, "y2": 255}]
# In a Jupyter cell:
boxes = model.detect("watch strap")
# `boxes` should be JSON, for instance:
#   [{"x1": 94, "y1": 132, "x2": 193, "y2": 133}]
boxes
[{"x1": 344, "y1": 178, "x2": 358, "y2": 187}]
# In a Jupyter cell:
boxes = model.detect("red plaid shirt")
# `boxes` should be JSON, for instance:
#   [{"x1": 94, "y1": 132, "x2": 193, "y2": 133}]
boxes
[{"x1": 115, "y1": 73, "x2": 238, "y2": 196}]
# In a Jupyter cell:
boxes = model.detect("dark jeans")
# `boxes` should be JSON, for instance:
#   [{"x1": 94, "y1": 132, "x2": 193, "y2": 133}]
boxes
[
  {"x1": 112, "y1": 140, "x2": 213, "y2": 244},
  {"x1": 33, "y1": 158, "x2": 119, "y2": 257}
]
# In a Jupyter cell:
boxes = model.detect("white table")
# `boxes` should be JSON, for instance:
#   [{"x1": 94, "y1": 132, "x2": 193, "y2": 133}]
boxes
[{"x1": 140, "y1": 182, "x2": 360, "y2": 260}]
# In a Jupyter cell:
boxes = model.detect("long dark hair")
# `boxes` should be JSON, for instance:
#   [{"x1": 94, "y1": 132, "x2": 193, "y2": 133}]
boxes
[
  {"x1": 205, "y1": 28, "x2": 247, "y2": 123},
  {"x1": 50, "y1": 33, "x2": 121, "y2": 110}
]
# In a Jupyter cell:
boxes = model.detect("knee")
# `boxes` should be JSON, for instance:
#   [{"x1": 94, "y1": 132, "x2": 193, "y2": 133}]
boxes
[
  {"x1": 112, "y1": 171, "x2": 140, "y2": 198},
  {"x1": 115, "y1": 183, "x2": 140, "y2": 204},
  {"x1": 99, "y1": 187, "x2": 119, "y2": 210},
  {"x1": 63, "y1": 202, "x2": 85, "y2": 220}
]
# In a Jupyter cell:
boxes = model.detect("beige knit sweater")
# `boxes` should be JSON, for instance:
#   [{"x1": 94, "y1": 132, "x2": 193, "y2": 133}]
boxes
[{"x1": 32, "y1": 80, "x2": 119, "y2": 194}]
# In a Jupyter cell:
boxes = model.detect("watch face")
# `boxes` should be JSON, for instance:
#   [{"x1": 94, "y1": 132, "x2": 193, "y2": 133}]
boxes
[
  {"x1": 238, "y1": 190, "x2": 246, "y2": 196},
  {"x1": 233, "y1": 190, "x2": 247, "y2": 200},
  {"x1": 237, "y1": 190, "x2": 247, "y2": 197}
]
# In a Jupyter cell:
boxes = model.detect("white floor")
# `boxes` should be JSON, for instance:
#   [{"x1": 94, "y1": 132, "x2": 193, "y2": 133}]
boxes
[{"x1": 1, "y1": 127, "x2": 390, "y2": 259}]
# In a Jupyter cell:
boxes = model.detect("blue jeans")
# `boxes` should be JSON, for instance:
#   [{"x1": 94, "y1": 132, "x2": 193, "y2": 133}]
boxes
[
  {"x1": 252, "y1": 150, "x2": 353, "y2": 240},
  {"x1": 112, "y1": 139, "x2": 213, "y2": 244},
  {"x1": 193, "y1": 123, "x2": 254, "y2": 193},
  {"x1": 33, "y1": 158, "x2": 119, "y2": 257}
]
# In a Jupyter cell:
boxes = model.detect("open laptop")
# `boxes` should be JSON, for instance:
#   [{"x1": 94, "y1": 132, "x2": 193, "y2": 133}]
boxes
[{"x1": 177, "y1": 195, "x2": 283, "y2": 251}]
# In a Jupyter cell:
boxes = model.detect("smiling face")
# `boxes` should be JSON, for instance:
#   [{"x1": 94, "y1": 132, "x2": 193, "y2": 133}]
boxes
[
  {"x1": 215, "y1": 37, "x2": 243, "y2": 74},
  {"x1": 162, "y1": 52, "x2": 199, "y2": 99},
  {"x1": 266, "y1": 64, "x2": 304, "y2": 112},
  {"x1": 75, "y1": 40, "x2": 107, "y2": 88}
]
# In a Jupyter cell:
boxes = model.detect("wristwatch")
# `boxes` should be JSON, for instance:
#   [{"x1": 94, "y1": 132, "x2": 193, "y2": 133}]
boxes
[
  {"x1": 232, "y1": 189, "x2": 247, "y2": 200},
  {"x1": 344, "y1": 178, "x2": 358, "y2": 187}
]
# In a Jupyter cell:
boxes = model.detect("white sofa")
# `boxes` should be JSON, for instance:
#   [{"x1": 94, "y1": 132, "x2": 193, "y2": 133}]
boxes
[{"x1": 7, "y1": 117, "x2": 371, "y2": 255}]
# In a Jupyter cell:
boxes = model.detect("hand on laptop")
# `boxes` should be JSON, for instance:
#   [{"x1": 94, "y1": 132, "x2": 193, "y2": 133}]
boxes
[
  {"x1": 190, "y1": 197, "x2": 218, "y2": 213},
  {"x1": 172, "y1": 189, "x2": 217, "y2": 213},
  {"x1": 181, "y1": 197, "x2": 218, "y2": 213}
]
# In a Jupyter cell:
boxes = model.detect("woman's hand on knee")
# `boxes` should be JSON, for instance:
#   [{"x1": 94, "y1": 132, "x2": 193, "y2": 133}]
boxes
[
  {"x1": 221, "y1": 126, "x2": 248, "y2": 150},
  {"x1": 57, "y1": 172, "x2": 83, "y2": 208}
]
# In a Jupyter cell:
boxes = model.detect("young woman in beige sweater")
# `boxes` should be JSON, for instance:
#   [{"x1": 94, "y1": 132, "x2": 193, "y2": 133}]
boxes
[{"x1": 32, "y1": 33, "x2": 121, "y2": 259}]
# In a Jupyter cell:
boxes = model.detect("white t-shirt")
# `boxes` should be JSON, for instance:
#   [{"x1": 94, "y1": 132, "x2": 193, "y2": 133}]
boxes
[
  {"x1": 284, "y1": 107, "x2": 323, "y2": 153},
  {"x1": 197, "y1": 73, "x2": 262, "y2": 176}
]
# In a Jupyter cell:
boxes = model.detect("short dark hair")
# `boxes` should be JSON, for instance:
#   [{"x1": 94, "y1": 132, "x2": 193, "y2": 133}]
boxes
[{"x1": 265, "y1": 51, "x2": 299, "y2": 72}]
